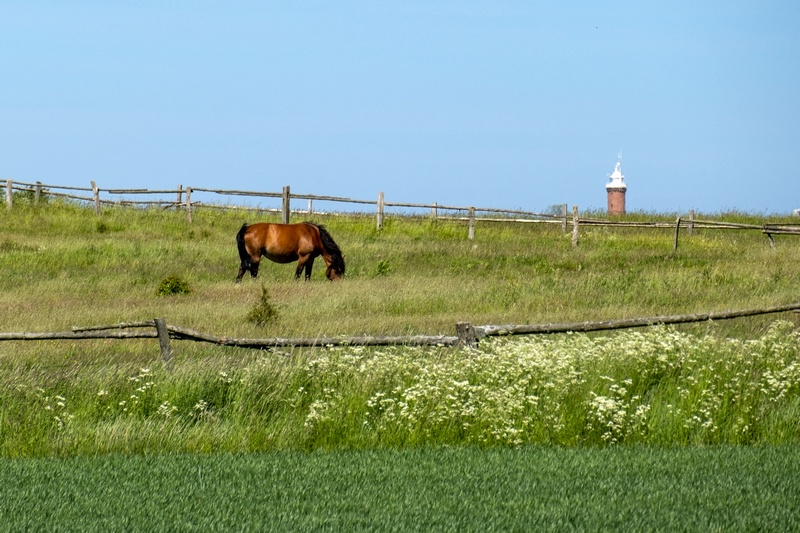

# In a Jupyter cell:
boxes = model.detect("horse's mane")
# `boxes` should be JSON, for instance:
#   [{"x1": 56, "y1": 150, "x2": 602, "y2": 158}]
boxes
[{"x1": 307, "y1": 222, "x2": 345, "y2": 274}]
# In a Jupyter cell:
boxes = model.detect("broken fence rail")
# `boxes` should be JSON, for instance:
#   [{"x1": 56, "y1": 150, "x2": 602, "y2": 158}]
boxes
[
  {"x1": 479, "y1": 302, "x2": 800, "y2": 336},
  {"x1": 2, "y1": 303, "x2": 799, "y2": 353}
]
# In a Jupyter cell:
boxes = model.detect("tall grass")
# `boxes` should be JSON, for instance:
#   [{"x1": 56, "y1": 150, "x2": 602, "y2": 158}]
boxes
[
  {"x1": 3, "y1": 322, "x2": 800, "y2": 456},
  {"x1": 1, "y1": 200, "x2": 800, "y2": 456}
]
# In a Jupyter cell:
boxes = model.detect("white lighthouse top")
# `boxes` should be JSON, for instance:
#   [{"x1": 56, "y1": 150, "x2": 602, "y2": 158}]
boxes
[{"x1": 605, "y1": 153, "x2": 627, "y2": 190}]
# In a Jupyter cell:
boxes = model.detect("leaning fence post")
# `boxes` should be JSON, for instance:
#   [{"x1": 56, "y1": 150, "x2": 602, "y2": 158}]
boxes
[
  {"x1": 281, "y1": 186, "x2": 291, "y2": 224},
  {"x1": 456, "y1": 322, "x2": 478, "y2": 348},
  {"x1": 91, "y1": 181, "x2": 100, "y2": 215},
  {"x1": 468, "y1": 207, "x2": 475, "y2": 240},
  {"x1": 765, "y1": 231, "x2": 775, "y2": 249},
  {"x1": 154, "y1": 318, "x2": 174, "y2": 371},
  {"x1": 673, "y1": 217, "x2": 682, "y2": 251},
  {"x1": 376, "y1": 192, "x2": 384, "y2": 230},
  {"x1": 571, "y1": 205, "x2": 579, "y2": 248},
  {"x1": 5, "y1": 180, "x2": 12, "y2": 209}
]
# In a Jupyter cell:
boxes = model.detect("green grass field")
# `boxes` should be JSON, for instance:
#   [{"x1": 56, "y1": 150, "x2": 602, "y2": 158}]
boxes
[
  {"x1": 3, "y1": 446, "x2": 799, "y2": 531},
  {"x1": 1, "y1": 198, "x2": 800, "y2": 528}
]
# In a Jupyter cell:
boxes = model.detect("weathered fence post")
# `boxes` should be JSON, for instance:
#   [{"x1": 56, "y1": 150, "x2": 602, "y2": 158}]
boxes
[
  {"x1": 456, "y1": 322, "x2": 478, "y2": 348},
  {"x1": 468, "y1": 207, "x2": 475, "y2": 240},
  {"x1": 673, "y1": 217, "x2": 682, "y2": 251},
  {"x1": 91, "y1": 181, "x2": 100, "y2": 215},
  {"x1": 377, "y1": 192, "x2": 384, "y2": 230},
  {"x1": 5, "y1": 180, "x2": 12, "y2": 209},
  {"x1": 154, "y1": 318, "x2": 174, "y2": 371},
  {"x1": 571, "y1": 205, "x2": 579, "y2": 248},
  {"x1": 185, "y1": 187, "x2": 193, "y2": 224},
  {"x1": 432, "y1": 202, "x2": 438, "y2": 218},
  {"x1": 281, "y1": 186, "x2": 291, "y2": 224},
  {"x1": 765, "y1": 231, "x2": 776, "y2": 249},
  {"x1": 176, "y1": 185, "x2": 183, "y2": 208},
  {"x1": 307, "y1": 199, "x2": 313, "y2": 216},
  {"x1": 35, "y1": 181, "x2": 42, "y2": 204},
  {"x1": 688, "y1": 210, "x2": 694, "y2": 236},
  {"x1": 562, "y1": 204, "x2": 568, "y2": 233}
]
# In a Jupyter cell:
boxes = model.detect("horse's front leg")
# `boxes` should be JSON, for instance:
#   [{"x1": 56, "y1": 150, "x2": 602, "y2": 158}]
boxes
[
  {"x1": 294, "y1": 256, "x2": 307, "y2": 281},
  {"x1": 304, "y1": 257, "x2": 315, "y2": 281},
  {"x1": 295, "y1": 255, "x2": 314, "y2": 281}
]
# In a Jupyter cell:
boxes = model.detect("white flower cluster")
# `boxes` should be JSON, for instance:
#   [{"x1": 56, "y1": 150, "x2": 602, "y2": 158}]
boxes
[
  {"x1": 127, "y1": 368, "x2": 155, "y2": 412},
  {"x1": 587, "y1": 378, "x2": 650, "y2": 443},
  {"x1": 41, "y1": 393, "x2": 74, "y2": 431}
]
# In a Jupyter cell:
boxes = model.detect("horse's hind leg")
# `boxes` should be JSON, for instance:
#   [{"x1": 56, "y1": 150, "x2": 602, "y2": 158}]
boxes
[{"x1": 236, "y1": 259, "x2": 260, "y2": 282}]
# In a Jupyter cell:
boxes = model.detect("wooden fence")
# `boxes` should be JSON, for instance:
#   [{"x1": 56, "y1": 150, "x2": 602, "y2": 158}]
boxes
[
  {"x1": 2, "y1": 179, "x2": 566, "y2": 233},
  {"x1": 2, "y1": 303, "x2": 799, "y2": 368},
  {"x1": 3, "y1": 178, "x2": 800, "y2": 244}
]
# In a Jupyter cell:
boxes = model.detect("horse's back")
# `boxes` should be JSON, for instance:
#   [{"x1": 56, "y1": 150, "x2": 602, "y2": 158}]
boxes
[{"x1": 245, "y1": 222, "x2": 320, "y2": 259}]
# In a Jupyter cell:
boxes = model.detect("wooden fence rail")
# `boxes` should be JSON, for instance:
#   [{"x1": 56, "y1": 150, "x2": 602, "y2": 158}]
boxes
[
  {"x1": 478, "y1": 302, "x2": 800, "y2": 337},
  {"x1": 2, "y1": 304, "x2": 799, "y2": 366},
  {"x1": 2, "y1": 178, "x2": 565, "y2": 233}
]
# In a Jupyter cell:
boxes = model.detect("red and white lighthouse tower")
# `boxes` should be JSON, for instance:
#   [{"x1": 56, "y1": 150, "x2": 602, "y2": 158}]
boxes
[{"x1": 605, "y1": 153, "x2": 627, "y2": 215}]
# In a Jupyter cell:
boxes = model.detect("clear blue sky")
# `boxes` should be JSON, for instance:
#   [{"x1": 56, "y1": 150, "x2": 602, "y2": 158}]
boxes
[{"x1": 2, "y1": 1, "x2": 799, "y2": 215}]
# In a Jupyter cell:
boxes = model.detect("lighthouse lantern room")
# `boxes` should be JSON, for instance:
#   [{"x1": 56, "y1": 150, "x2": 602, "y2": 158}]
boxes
[{"x1": 605, "y1": 153, "x2": 627, "y2": 215}]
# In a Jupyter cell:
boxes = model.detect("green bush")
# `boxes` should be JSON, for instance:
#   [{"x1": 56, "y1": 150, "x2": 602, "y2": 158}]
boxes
[{"x1": 157, "y1": 276, "x2": 191, "y2": 296}]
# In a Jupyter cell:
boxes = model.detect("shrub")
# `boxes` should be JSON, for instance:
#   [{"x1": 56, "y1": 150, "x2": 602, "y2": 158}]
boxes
[{"x1": 157, "y1": 276, "x2": 191, "y2": 296}]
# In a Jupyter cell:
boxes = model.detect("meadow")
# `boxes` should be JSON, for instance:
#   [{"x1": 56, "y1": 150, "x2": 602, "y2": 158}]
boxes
[{"x1": 1, "y1": 197, "x2": 800, "y2": 528}]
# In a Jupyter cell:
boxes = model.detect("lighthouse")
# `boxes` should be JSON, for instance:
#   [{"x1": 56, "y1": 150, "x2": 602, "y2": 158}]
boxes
[{"x1": 605, "y1": 153, "x2": 627, "y2": 215}]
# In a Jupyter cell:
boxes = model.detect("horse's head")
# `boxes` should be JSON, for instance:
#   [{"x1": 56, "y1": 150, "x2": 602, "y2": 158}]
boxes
[
  {"x1": 326, "y1": 264, "x2": 344, "y2": 281},
  {"x1": 326, "y1": 254, "x2": 345, "y2": 281}
]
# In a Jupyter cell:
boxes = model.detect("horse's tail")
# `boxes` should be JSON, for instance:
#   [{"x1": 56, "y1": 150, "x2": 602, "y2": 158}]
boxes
[
  {"x1": 236, "y1": 223, "x2": 251, "y2": 272},
  {"x1": 313, "y1": 223, "x2": 345, "y2": 275}
]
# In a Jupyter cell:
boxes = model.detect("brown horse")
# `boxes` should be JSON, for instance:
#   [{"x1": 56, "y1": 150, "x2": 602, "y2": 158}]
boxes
[{"x1": 236, "y1": 222, "x2": 345, "y2": 282}]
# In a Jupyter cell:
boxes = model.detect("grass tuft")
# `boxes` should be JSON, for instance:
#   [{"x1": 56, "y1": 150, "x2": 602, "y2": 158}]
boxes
[{"x1": 246, "y1": 284, "x2": 280, "y2": 327}]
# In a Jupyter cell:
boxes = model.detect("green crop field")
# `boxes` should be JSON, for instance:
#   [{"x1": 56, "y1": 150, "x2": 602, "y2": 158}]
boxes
[
  {"x1": 2, "y1": 446, "x2": 800, "y2": 531},
  {"x1": 1, "y1": 197, "x2": 800, "y2": 529}
]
